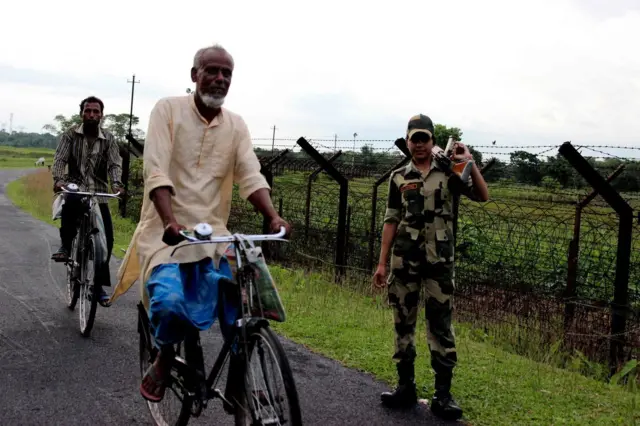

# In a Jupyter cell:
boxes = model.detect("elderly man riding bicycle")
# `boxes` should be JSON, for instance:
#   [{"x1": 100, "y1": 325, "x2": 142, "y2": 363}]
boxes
[{"x1": 109, "y1": 43, "x2": 291, "y2": 402}]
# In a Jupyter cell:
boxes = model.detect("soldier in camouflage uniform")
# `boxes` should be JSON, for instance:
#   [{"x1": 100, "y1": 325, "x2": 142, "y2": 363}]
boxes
[{"x1": 373, "y1": 114, "x2": 488, "y2": 421}]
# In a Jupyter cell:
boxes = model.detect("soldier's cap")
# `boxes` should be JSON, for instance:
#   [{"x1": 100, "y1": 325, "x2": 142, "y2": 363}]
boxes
[{"x1": 406, "y1": 114, "x2": 435, "y2": 141}]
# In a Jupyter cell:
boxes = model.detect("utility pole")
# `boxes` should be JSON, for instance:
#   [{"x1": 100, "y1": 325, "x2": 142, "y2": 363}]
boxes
[
  {"x1": 9, "y1": 113, "x2": 13, "y2": 134},
  {"x1": 271, "y1": 125, "x2": 277, "y2": 154},
  {"x1": 334, "y1": 134, "x2": 338, "y2": 152},
  {"x1": 352, "y1": 132, "x2": 358, "y2": 166},
  {"x1": 121, "y1": 74, "x2": 140, "y2": 218},
  {"x1": 127, "y1": 74, "x2": 140, "y2": 136}
]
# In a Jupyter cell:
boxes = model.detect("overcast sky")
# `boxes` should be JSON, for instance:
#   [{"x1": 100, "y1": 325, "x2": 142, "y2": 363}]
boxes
[{"x1": 0, "y1": 0, "x2": 639, "y2": 157}]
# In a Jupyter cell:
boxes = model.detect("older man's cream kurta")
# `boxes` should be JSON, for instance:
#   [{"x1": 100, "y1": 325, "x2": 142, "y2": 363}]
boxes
[{"x1": 109, "y1": 95, "x2": 270, "y2": 308}]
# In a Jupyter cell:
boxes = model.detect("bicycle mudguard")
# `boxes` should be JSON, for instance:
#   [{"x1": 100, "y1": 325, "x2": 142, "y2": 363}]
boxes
[{"x1": 89, "y1": 203, "x2": 109, "y2": 266}]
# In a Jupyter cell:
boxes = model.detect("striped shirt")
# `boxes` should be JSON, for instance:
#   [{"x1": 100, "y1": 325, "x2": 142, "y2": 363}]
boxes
[{"x1": 52, "y1": 124, "x2": 123, "y2": 203}]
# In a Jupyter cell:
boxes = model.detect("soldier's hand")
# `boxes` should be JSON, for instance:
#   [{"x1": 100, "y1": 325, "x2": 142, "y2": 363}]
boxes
[
  {"x1": 452, "y1": 142, "x2": 473, "y2": 161},
  {"x1": 372, "y1": 264, "x2": 388, "y2": 291}
]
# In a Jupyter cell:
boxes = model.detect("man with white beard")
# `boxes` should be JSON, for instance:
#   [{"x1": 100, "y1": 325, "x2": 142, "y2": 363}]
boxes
[{"x1": 110, "y1": 44, "x2": 291, "y2": 402}]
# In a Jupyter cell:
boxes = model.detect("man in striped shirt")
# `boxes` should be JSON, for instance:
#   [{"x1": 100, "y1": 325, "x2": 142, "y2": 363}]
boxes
[{"x1": 51, "y1": 96, "x2": 124, "y2": 306}]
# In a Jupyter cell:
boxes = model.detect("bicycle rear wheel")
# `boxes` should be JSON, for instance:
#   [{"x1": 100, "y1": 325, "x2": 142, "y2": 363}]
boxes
[
  {"x1": 79, "y1": 234, "x2": 98, "y2": 337},
  {"x1": 66, "y1": 234, "x2": 80, "y2": 310},
  {"x1": 235, "y1": 325, "x2": 302, "y2": 426}
]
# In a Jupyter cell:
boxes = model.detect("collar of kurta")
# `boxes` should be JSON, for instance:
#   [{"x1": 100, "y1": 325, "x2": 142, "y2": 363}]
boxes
[
  {"x1": 75, "y1": 123, "x2": 107, "y2": 140},
  {"x1": 188, "y1": 93, "x2": 226, "y2": 128}
]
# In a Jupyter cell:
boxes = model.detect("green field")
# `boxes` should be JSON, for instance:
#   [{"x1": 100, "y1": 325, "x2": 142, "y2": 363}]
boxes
[
  {"x1": 4, "y1": 167, "x2": 640, "y2": 426},
  {"x1": 121, "y1": 157, "x2": 640, "y2": 368},
  {"x1": 214, "y1": 170, "x2": 640, "y2": 303},
  {"x1": 0, "y1": 146, "x2": 55, "y2": 168}
]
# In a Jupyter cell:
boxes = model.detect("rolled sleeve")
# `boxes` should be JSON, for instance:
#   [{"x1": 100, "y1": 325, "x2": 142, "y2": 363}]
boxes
[
  {"x1": 233, "y1": 117, "x2": 270, "y2": 200},
  {"x1": 383, "y1": 174, "x2": 402, "y2": 224},
  {"x1": 52, "y1": 131, "x2": 71, "y2": 185},
  {"x1": 143, "y1": 99, "x2": 175, "y2": 198}
]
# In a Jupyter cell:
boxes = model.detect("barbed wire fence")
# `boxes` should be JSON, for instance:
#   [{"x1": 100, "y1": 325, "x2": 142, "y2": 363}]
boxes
[{"x1": 121, "y1": 136, "x2": 640, "y2": 373}]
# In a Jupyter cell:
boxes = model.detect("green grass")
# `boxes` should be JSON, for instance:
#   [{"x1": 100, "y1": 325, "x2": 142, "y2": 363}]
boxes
[
  {"x1": 269, "y1": 266, "x2": 638, "y2": 425},
  {"x1": 6, "y1": 168, "x2": 640, "y2": 425},
  {"x1": 0, "y1": 145, "x2": 55, "y2": 168}
]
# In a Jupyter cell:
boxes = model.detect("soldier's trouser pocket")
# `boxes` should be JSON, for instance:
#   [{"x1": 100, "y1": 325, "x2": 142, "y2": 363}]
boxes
[{"x1": 435, "y1": 229, "x2": 454, "y2": 263}]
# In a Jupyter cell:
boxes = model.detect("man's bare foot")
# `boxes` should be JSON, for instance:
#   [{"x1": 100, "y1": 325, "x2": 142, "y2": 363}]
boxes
[{"x1": 140, "y1": 350, "x2": 173, "y2": 402}]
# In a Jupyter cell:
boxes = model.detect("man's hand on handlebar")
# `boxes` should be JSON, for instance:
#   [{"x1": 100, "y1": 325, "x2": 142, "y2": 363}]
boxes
[
  {"x1": 113, "y1": 185, "x2": 126, "y2": 197},
  {"x1": 269, "y1": 216, "x2": 292, "y2": 237},
  {"x1": 54, "y1": 181, "x2": 66, "y2": 193},
  {"x1": 163, "y1": 221, "x2": 187, "y2": 246}
]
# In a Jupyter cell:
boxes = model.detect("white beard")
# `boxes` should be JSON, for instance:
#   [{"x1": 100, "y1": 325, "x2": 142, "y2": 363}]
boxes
[{"x1": 199, "y1": 92, "x2": 225, "y2": 108}]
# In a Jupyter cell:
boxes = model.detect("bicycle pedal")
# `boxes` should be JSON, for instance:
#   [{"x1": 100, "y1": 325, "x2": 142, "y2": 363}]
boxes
[{"x1": 213, "y1": 389, "x2": 236, "y2": 414}]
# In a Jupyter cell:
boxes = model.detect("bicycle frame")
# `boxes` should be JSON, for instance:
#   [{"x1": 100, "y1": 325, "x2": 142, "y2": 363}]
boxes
[
  {"x1": 62, "y1": 185, "x2": 120, "y2": 268},
  {"x1": 138, "y1": 224, "x2": 288, "y2": 416}
]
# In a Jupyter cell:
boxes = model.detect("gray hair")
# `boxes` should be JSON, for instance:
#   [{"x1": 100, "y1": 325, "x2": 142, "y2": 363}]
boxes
[{"x1": 193, "y1": 44, "x2": 234, "y2": 69}]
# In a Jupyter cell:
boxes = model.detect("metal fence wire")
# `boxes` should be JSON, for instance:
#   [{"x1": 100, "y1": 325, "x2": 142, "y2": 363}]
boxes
[{"x1": 120, "y1": 137, "x2": 640, "y2": 371}]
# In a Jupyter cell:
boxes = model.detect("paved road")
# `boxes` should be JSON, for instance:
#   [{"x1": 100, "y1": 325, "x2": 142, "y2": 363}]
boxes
[{"x1": 0, "y1": 169, "x2": 458, "y2": 426}]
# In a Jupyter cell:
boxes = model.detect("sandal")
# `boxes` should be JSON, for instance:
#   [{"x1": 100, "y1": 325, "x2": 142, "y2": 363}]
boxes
[
  {"x1": 140, "y1": 363, "x2": 168, "y2": 402},
  {"x1": 51, "y1": 247, "x2": 69, "y2": 262},
  {"x1": 88, "y1": 286, "x2": 112, "y2": 308}
]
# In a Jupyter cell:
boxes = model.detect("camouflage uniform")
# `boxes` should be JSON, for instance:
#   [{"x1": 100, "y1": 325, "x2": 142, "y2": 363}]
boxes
[{"x1": 384, "y1": 158, "x2": 478, "y2": 374}]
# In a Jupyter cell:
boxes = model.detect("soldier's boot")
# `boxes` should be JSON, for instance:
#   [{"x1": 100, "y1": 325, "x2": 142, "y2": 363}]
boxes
[
  {"x1": 430, "y1": 372, "x2": 463, "y2": 421},
  {"x1": 380, "y1": 360, "x2": 418, "y2": 409}
]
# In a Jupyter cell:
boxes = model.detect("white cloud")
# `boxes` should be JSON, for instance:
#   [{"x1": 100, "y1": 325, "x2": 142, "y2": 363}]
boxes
[{"x1": 0, "y1": 0, "x2": 639, "y2": 155}]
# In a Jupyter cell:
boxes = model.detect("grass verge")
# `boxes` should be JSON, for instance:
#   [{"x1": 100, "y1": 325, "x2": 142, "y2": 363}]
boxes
[
  {"x1": 5, "y1": 169, "x2": 136, "y2": 254},
  {"x1": 5, "y1": 169, "x2": 639, "y2": 426}
]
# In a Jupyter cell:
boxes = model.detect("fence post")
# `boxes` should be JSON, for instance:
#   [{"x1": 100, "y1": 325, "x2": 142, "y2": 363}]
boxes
[
  {"x1": 296, "y1": 137, "x2": 349, "y2": 281},
  {"x1": 259, "y1": 149, "x2": 289, "y2": 259},
  {"x1": 368, "y1": 153, "x2": 411, "y2": 271},
  {"x1": 558, "y1": 142, "x2": 633, "y2": 375},
  {"x1": 119, "y1": 145, "x2": 131, "y2": 217},
  {"x1": 345, "y1": 205, "x2": 352, "y2": 267},
  {"x1": 119, "y1": 133, "x2": 144, "y2": 219},
  {"x1": 564, "y1": 164, "x2": 626, "y2": 337},
  {"x1": 305, "y1": 151, "x2": 342, "y2": 239}
]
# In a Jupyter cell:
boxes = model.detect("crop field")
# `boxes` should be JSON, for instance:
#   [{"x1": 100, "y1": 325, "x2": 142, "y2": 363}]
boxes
[{"x1": 0, "y1": 146, "x2": 55, "y2": 168}]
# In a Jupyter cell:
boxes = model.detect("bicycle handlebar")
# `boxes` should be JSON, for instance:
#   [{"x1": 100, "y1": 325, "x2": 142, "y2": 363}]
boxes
[
  {"x1": 170, "y1": 223, "x2": 288, "y2": 256},
  {"x1": 62, "y1": 184, "x2": 121, "y2": 199},
  {"x1": 178, "y1": 223, "x2": 287, "y2": 243}
]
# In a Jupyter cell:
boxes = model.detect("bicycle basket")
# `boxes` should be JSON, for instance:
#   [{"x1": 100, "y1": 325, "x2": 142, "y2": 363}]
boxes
[{"x1": 245, "y1": 246, "x2": 286, "y2": 323}]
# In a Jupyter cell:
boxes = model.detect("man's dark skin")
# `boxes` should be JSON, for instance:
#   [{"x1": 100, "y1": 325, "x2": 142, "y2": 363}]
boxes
[{"x1": 141, "y1": 47, "x2": 291, "y2": 399}]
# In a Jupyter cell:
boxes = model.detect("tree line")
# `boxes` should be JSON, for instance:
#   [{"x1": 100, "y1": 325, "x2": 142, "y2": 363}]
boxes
[{"x1": 3, "y1": 114, "x2": 639, "y2": 193}]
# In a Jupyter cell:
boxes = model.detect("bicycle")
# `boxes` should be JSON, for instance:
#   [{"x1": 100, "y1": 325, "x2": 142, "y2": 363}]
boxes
[
  {"x1": 61, "y1": 183, "x2": 120, "y2": 337},
  {"x1": 137, "y1": 223, "x2": 303, "y2": 426}
]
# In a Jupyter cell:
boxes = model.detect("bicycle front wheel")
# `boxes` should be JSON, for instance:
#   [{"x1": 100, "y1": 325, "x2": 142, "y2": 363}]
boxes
[
  {"x1": 78, "y1": 234, "x2": 98, "y2": 337},
  {"x1": 235, "y1": 326, "x2": 302, "y2": 426}
]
